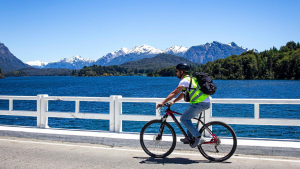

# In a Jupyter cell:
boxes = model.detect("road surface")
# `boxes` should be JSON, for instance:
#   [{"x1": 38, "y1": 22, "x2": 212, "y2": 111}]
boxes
[{"x1": 0, "y1": 136, "x2": 299, "y2": 169}]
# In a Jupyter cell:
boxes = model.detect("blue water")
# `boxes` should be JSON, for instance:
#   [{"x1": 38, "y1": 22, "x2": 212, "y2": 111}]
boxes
[{"x1": 0, "y1": 76, "x2": 299, "y2": 139}]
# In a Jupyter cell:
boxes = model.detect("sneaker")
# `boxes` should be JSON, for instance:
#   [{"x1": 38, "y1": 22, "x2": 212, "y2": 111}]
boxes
[
  {"x1": 191, "y1": 136, "x2": 205, "y2": 148},
  {"x1": 180, "y1": 138, "x2": 189, "y2": 144}
]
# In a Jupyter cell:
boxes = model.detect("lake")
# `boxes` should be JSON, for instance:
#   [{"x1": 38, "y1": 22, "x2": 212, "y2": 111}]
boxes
[{"x1": 0, "y1": 76, "x2": 299, "y2": 139}]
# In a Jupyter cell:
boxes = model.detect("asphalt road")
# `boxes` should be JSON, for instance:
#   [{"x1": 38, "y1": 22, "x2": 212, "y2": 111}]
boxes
[{"x1": 0, "y1": 136, "x2": 299, "y2": 169}]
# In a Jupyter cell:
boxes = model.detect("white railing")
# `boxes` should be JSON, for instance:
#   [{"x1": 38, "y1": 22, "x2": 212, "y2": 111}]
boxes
[{"x1": 0, "y1": 95, "x2": 300, "y2": 133}]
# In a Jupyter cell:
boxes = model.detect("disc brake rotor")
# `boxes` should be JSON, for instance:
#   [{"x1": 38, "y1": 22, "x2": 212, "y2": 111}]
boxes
[{"x1": 153, "y1": 135, "x2": 161, "y2": 143}]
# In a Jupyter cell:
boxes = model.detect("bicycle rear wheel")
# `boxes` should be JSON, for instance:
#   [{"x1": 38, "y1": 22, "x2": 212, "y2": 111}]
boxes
[
  {"x1": 198, "y1": 121, "x2": 237, "y2": 162},
  {"x1": 140, "y1": 120, "x2": 176, "y2": 158}
]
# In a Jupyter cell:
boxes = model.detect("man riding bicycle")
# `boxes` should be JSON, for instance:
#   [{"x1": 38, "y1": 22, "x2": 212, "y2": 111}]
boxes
[{"x1": 156, "y1": 63, "x2": 211, "y2": 148}]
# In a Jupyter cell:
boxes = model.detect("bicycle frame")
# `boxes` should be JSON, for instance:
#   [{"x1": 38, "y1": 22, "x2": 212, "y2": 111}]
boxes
[{"x1": 158, "y1": 106, "x2": 218, "y2": 146}]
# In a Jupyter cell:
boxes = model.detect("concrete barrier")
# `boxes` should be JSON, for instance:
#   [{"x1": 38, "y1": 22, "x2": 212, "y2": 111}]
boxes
[{"x1": 1, "y1": 125, "x2": 299, "y2": 157}]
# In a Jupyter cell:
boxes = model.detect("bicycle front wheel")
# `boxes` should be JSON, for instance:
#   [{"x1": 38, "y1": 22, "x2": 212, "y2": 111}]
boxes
[
  {"x1": 140, "y1": 120, "x2": 176, "y2": 158},
  {"x1": 198, "y1": 121, "x2": 237, "y2": 162}
]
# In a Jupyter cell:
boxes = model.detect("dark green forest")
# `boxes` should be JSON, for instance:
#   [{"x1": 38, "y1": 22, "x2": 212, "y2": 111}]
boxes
[
  {"x1": 0, "y1": 68, "x2": 5, "y2": 78},
  {"x1": 72, "y1": 65, "x2": 149, "y2": 77},
  {"x1": 4, "y1": 67, "x2": 72, "y2": 77},
  {"x1": 148, "y1": 41, "x2": 300, "y2": 79},
  {"x1": 70, "y1": 41, "x2": 300, "y2": 79},
  {"x1": 120, "y1": 53, "x2": 197, "y2": 70},
  {"x1": 72, "y1": 53, "x2": 198, "y2": 77},
  {"x1": 202, "y1": 41, "x2": 300, "y2": 79}
]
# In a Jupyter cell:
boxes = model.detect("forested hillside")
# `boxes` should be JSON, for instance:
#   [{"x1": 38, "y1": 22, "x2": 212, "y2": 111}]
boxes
[
  {"x1": 72, "y1": 65, "x2": 139, "y2": 76},
  {"x1": 4, "y1": 67, "x2": 72, "y2": 77},
  {"x1": 149, "y1": 41, "x2": 300, "y2": 79},
  {"x1": 202, "y1": 41, "x2": 300, "y2": 79},
  {"x1": 120, "y1": 53, "x2": 198, "y2": 70},
  {"x1": 73, "y1": 53, "x2": 198, "y2": 77}
]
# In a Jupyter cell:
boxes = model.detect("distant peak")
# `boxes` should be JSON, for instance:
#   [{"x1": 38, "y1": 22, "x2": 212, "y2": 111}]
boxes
[
  {"x1": 72, "y1": 55, "x2": 83, "y2": 59},
  {"x1": 169, "y1": 45, "x2": 188, "y2": 49},
  {"x1": 25, "y1": 60, "x2": 49, "y2": 67},
  {"x1": 120, "y1": 47, "x2": 129, "y2": 52},
  {"x1": 138, "y1": 44, "x2": 149, "y2": 47},
  {"x1": 129, "y1": 44, "x2": 163, "y2": 54},
  {"x1": 228, "y1": 42, "x2": 238, "y2": 47},
  {"x1": 134, "y1": 44, "x2": 156, "y2": 49},
  {"x1": 164, "y1": 45, "x2": 188, "y2": 54}
]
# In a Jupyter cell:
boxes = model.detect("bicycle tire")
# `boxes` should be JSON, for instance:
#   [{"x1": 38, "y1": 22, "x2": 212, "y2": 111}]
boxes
[
  {"x1": 140, "y1": 119, "x2": 176, "y2": 158},
  {"x1": 198, "y1": 121, "x2": 237, "y2": 162}
]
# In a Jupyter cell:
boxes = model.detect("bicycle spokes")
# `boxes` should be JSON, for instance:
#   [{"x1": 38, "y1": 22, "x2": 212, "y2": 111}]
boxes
[
  {"x1": 198, "y1": 121, "x2": 237, "y2": 162},
  {"x1": 140, "y1": 120, "x2": 177, "y2": 158}
]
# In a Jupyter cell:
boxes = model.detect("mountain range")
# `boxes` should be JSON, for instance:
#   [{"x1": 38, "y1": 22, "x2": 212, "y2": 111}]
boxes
[
  {"x1": 184, "y1": 41, "x2": 253, "y2": 63},
  {"x1": 120, "y1": 53, "x2": 198, "y2": 70},
  {"x1": 0, "y1": 41, "x2": 257, "y2": 73},
  {"x1": 0, "y1": 42, "x2": 30, "y2": 73},
  {"x1": 25, "y1": 42, "x2": 256, "y2": 69}
]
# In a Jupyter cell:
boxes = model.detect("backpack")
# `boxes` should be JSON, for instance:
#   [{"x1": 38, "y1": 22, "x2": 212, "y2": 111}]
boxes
[{"x1": 194, "y1": 72, "x2": 217, "y2": 95}]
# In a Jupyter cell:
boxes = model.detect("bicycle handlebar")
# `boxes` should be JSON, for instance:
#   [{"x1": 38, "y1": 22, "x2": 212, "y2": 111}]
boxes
[
  {"x1": 164, "y1": 102, "x2": 172, "y2": 107},
  {"x1": 157, "y1": 102, "x2": 172, "y2": 109}
]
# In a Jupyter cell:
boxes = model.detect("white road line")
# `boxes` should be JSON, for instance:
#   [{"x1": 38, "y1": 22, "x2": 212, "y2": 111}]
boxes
[{"x1": 0, "y1": 138, "x2": 299, "y2": 163}]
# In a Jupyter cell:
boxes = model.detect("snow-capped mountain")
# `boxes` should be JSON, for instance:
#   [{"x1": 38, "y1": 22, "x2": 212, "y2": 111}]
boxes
[
  {"x1": 61, "y1": 55, "x2": 94, "y2": 64},
  {"x1": 228, "y1": 42, "x2": 259, "y2": 53},
  {"x1": 26, "y1": 60, "x2": 49, "y2": 68},
  {"x1": 184, "y1": 41, "x2": 249, "y2": 64},
  {"x1": 41, "y1": 55, "x2": 95, "y2": 69},
  {"x1": 227, "y1": 42, "x2": 239, "y2": 47},
  {"x1": 164, "y1": 45, "x2": 188, "y2": 57},
  {"x1": 95, "y1": 47, "x2": 129, "y2": 66},
  {"x1": 25, "y1": 42, "x2": 257, "y2": 69},
  {"x1": 112, "y1": 47, "x2": 129, "y2": 58},
  {"x1": 128, "y1": 44, "x2": 163, "y2": 55},
  {"x1": 105, "y1": 44, "x2": 163, "y2": 66}
]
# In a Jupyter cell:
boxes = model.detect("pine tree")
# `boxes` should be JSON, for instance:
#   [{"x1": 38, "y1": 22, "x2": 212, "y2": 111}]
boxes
[
  {"x1": 297, "y1": 42, "x2": 300, "y2": 49},
  {"x1": 286, "y1": 41, "x2": 297, "y2": 51}
]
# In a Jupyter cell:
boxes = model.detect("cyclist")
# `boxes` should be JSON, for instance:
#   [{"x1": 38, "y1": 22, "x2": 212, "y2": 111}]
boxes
[{"x1": 156, "y1": 63, "x2": 210, "y2": 148}]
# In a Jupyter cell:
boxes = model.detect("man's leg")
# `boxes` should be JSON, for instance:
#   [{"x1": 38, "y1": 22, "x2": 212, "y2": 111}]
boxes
[
  {"x1": 180, "y1": 102, "x2": 210, "y2": 147},
  {"x1": 180, "y1": 104, "x2": 202, "y2": 138}
]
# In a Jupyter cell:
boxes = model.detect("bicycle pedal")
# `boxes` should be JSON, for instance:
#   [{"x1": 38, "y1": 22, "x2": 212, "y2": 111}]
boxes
[{"x1": 180, "y1": 138, "x2": 190, "y2": 144}]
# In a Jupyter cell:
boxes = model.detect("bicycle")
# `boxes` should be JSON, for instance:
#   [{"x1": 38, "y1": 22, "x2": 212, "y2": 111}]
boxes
[{"x1": 140, "y1": 103, "x2": 237, "y2": 162}]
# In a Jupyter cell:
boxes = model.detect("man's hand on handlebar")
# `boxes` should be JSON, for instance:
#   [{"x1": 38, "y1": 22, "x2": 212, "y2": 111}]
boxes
[
  {"x1": 156, "y1": 101, "x2": 175, "y2": 109},
  {"x1": 156, "y1": 103, "x2": 164, "y2": 109}
]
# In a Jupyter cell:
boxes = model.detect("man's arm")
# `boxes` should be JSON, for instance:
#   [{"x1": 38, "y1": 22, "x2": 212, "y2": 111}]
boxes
[
  {"x1": 156, "y1": 85, "x2": 184, "y2": 108},
  {"x1": 170, "y1": 92, "x2": 184, "y2": 105}
]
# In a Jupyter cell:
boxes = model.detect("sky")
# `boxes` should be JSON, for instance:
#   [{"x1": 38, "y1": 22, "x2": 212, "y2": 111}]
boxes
[{"x1": 0, "y1": 0, "x2": 299, "y2": 62}]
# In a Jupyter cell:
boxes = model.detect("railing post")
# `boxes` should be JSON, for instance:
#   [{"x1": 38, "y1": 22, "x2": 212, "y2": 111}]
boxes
[
  {"x1": 254, "y1": 103, "x2": 260, "y2": 119},
  {"x1": 38, "y1": 94, "x2": 49, "y2": 128},
  {"x1": 75, "y1": 100, "x2": 80, "y2": 115},
  {"x1": 8, "y1": 99, "x2": 13, "y2": 112},
  {"x1": 114, "y1": 95, "x2": 122, "y2": 133},
  {"x1": 203, "y1": 97, "x2": 213, "y2": 137},
  {"x1": 37, "y1": 95, "x2": 41, "y2": 127},
  {"x1": 109, "y1": 95, "x2": 116, "y2": 132}
]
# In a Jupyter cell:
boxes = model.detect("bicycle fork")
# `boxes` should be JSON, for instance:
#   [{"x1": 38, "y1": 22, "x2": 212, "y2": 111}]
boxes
[{"x1": 156, "y1": 115, "x2": 168, "y2": 140}]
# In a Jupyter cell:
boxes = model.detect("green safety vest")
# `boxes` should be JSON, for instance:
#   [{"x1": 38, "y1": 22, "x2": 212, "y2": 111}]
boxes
[{"x1": 183, "y1": 75, "x2": 208, "y2": 104}]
